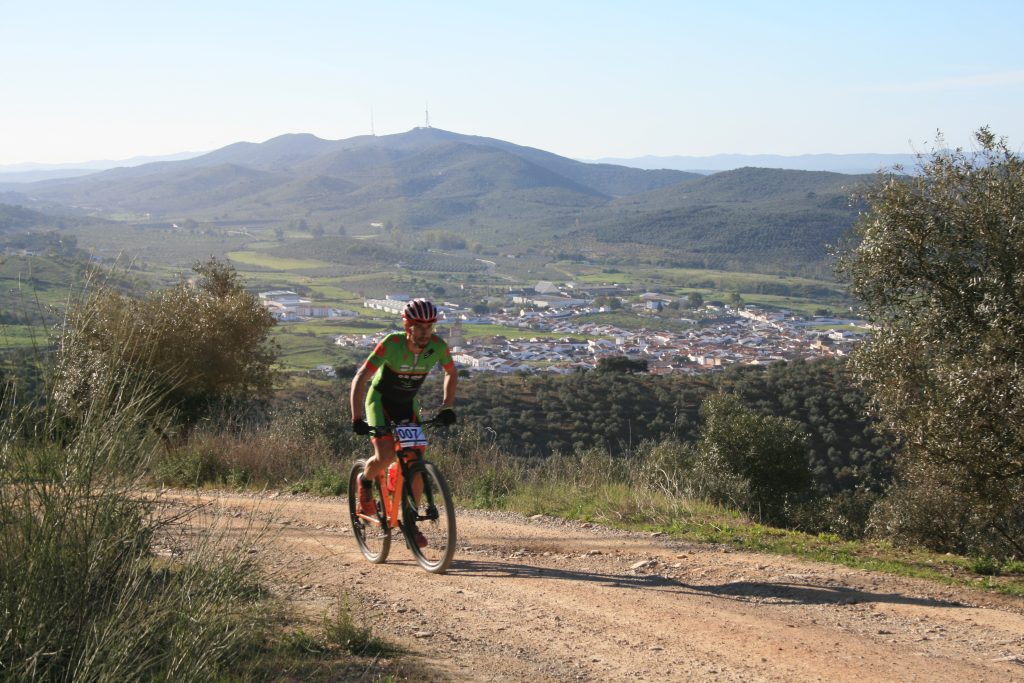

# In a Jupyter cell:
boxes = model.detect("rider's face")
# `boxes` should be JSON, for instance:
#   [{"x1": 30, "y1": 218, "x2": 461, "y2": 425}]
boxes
[{"x1": 406, "y1": 321, "x2": 434, "y2": 351}]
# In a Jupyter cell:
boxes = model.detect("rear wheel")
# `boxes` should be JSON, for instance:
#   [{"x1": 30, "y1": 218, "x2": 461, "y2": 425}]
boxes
[
  {"x1": 349, "y1": 459, "x2": 390, "y2": 563},
  {"x1": 401, "y1": 461, "x2": 456, "y2": 574}
]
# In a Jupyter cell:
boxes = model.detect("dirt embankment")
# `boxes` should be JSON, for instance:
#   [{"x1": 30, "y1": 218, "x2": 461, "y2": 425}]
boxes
[{"x1": 159, "y1": 491, "x2": 1024, "y2": 682}]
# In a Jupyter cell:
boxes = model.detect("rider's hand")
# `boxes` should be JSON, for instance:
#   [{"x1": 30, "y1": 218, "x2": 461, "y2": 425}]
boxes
[
  {"x1": 437, "y1": 408, "x2": 457, "y2": 426},
  {"x1": 352, "y1": 418, "x2": 371, "y2": 435}
]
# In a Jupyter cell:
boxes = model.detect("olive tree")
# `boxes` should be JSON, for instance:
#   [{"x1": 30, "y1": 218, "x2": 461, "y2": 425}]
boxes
[
  {"x1": 693, "y1": 393, "x2": 811, "y2": 526},
  {"x1": 835, "y1": 128, "x2": 1024, "y2": 557}
]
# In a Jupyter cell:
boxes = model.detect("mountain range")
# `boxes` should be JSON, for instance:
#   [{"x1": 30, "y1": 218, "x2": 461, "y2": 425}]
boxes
[
  {"x1": 0, "y1": 128, "x2": 879, "y2": 276},
  {"x1": 592, "y1": 153, "x2": 918, "y2": 175}
]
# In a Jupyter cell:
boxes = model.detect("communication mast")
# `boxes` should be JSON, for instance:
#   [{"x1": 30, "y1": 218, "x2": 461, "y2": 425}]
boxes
[{"x1": 425, "y1": 103, "x2": 431, "y2": 128}]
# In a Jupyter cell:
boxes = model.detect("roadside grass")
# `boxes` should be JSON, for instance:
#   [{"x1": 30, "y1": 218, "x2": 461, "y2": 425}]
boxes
[
  {"x1": 420, "y1": 435, "x2": 1024, "y2": 598},
  {"x1": 0, "y1": 370, "x2": 278, "y2": 679},
  {"x1": 488, "y1": 477, "x2": 1024, "y2": 597}
]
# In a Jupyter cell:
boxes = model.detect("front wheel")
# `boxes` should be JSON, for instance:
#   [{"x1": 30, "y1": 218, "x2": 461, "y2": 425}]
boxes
[
  {"x1": 401, "y1": 462, "x2": 457, "y2": 574},
  {"x1": 349, "y1": 459, "x2": 390, "y2": 563}
]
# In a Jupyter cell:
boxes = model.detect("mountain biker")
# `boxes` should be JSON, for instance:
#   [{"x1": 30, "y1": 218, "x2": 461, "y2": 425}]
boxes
[{"x1": 349, "y1": 298, "x2": 458, "y2": 546}]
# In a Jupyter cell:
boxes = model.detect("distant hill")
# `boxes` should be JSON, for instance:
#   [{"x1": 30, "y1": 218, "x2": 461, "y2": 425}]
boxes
[
  {"x1": 1, "y1": 128, "x2": 882, "y2": 276},
  {"x1": 576, "y1": 168, "x2": 872, "y2": 274},
  {"x1": 591, "y1": 153, "x2": 918, "y2": 175},
  {"x1": 12, "y1": 129, "x2": 696, "y2": 220},
  {"x1": 0, "y1": 151, "x2": 205, "y2": 185},
  {"x1": 0, "y1": 203, "x2": 113, "y2": 233},
  {"x1": 0, "y1": 203, "x2": 51, "y2": 232}
]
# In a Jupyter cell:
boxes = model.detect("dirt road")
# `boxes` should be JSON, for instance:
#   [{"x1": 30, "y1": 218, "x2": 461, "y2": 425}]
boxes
[{"x1": 160, "y1": 491, "x2": 1024, "y2": 682}]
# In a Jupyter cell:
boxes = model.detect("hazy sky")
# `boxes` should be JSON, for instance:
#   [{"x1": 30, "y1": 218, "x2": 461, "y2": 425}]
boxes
[{"x1": 3, "y1": 1, "x2": 1023, "y2": 165}]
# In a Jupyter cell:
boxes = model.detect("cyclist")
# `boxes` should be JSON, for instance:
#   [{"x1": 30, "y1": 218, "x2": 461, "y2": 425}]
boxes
[{"x1": 349, "y1": 298, "x2": 458, "y2": 546}]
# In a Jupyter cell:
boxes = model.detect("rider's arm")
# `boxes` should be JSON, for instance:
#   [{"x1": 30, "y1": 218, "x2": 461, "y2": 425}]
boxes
[
  {"x1": 351, "y1": 337, "x2": 392, "y2": 420},
  {"x1": 440, "y1": 361, "x2": 458, "y2": 409},
  {"x1": 349, "y1": 364, "x2": 374, "y2": 421}
]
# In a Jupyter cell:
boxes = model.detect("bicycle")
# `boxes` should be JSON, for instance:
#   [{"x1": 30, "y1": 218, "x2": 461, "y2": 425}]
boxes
[{"x1": 348, "y1": 418, "x2": 457, "y2": 574}]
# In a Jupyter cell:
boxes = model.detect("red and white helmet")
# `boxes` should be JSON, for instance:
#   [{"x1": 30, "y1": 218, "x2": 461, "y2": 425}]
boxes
[{"x1": 402, "y1": 298, "x2": 438, "y2": 324}]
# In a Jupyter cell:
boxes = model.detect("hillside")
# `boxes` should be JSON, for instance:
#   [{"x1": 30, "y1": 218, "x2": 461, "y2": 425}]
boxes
[
  {"x1": 576, "y1": 167, "x2": 873, "y2": 273},
  {"x1": 2, "y1": 129, "x2": 878, "y2": 275}
]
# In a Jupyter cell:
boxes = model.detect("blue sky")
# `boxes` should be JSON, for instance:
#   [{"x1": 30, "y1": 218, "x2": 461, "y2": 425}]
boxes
[{"x1": 3, "y1": 1, "x2": 1023, "y2": 165}]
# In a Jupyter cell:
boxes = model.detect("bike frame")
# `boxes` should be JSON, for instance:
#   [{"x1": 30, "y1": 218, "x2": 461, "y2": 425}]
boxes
[{"x1": 355, "y1": 424, "x2": 427, "y2": 532}]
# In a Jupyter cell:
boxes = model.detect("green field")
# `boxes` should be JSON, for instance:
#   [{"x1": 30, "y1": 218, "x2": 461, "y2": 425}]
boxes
[
  {"x1": 559, "y1": 262, "x2": 844, "y2": 294},
  {"x1": 456, "y1": 323, "x2": 574, "y2": 340},
  {"x1": 226, "y1": 251, "x2": 333, "y2": 271},
  {"x1": 272, "y1": 329, "x2": 347, "y2": 370},
  {"x1": 0, "y1": 324, "x2": 51, "y2": 350}
]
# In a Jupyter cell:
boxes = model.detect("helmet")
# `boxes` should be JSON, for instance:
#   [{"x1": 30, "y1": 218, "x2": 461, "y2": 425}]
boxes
[{"x1": 402, "y1": 298, "x2": 438, "y2": 324}]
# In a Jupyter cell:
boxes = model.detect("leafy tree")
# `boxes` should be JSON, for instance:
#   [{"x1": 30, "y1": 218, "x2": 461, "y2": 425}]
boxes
[
  {"x1": 695, "y1": 393, "x2": 811, "y2": 525},
  {"x1": 595, "y1": 356, "x2": 648, "y2": 373},
  {"x1": 835, "y1": 128, "x2": 1024, "y2": 557},
  {"x1": 686, "y1": 292, "x2": 704, "y2": 310},
  {"x1": 54, "y1": 258, "x2": 279, "y2": 428}
]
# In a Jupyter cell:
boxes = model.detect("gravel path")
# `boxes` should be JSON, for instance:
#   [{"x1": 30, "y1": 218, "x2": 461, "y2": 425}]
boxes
[{"x1": 157, "y1": 490, "x2": 1024, "y2": 682}]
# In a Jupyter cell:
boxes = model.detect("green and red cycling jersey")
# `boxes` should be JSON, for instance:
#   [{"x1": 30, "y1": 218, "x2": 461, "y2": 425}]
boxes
[{"x1": 361, "y1": 332, "x2": 454, "y2": 426}]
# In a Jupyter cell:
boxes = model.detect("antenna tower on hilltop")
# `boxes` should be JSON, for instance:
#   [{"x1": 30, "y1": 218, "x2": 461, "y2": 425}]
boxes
[{"x1": 425, "y1": 103, "x2": 431, "y2": 128}]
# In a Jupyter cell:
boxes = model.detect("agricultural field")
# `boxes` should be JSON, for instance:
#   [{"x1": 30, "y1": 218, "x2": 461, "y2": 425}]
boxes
[
  {"x1": 0, "y1": 324, "x2": 49, "y2": 350},
  {"x1": 1, "y1": 216, "x2": 857, "y2": 363},
  {"x1": 550, "y1": 261, "x2": 851, "y2": 314},
  {"x1": 225, "y1": 251, "x2": 333, "y2": 271}
]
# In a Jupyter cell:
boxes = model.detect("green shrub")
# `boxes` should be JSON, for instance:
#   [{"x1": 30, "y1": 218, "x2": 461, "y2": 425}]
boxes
[
  {"x1": 289, "y1": 464, "x2": 347, "y2": 496},
  {"x1": 694, "y1": 393, "x2": 812, "y2": 525},
  {"x1": 323, "y1": 597, "x2": 388, "y2": 656},
  {"x1": 155, "y1": 444, "x2": 225, "y2": 487},
  {"x1": 0, "y1": 292, "x2": 276, "y2": 680},
  {"x1": 464, "y1": 466, "x2": 518, "y2": 507},
  {"x1": 868, "y1": 460, "x2": 1024, "y2": 559},
  {"x1": 52, "y1": 258, "x2": 278, "y2": 429}
]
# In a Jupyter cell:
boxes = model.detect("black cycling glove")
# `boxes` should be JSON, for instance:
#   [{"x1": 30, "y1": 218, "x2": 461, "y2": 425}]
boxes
[
  {"x1": 352, "y1": 419, "x2": 371, "y2": 435},
  {"x1": 437, "y1": 408, "x2": 457, "y2": 426}
]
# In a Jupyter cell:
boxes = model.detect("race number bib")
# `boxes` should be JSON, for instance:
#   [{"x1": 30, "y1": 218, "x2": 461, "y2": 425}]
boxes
[{"x1": 394, "y1": 425, "x2": 428, "y2": 448}]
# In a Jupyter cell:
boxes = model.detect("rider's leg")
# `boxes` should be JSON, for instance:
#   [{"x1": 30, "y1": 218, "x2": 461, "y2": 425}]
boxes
[
  {"x1": 362, "y1": 436, "x2": 396, "y2": 481},
  {"x1": 361, "y1": 392, "x2": 395, "y2": 482}
]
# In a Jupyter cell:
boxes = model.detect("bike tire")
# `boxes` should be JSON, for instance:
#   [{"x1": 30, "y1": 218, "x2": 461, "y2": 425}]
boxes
[
  {"x1": 349, "y1": 459, "x2": 390, "y2": 564},
  {"x1": 401, "y1": 461, "x2": 457, "y2": 574}
]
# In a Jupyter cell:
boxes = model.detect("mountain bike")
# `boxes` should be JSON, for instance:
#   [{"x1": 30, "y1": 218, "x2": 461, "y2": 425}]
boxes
[{"x1": 348, "y1": 418, "x2": 457, "y2": 574}]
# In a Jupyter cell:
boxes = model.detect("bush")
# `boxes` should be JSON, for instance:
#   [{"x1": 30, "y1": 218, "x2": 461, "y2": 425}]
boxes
[
  {"x1": 693, "y1": 393, "x2": 812, "y2": 525},
  {"x1": 322, "y1": 597, "x2": 388, "y2": 656},
  {"x1": 53, "y1": 258, "x2": 278, "y2": 429},
  {"x1": 289, "y1": 464, "x2": 348, "y2": 496},
  {"x1": 0, "y1": 332, "x2": 273, "y2": 679},
  {"x1": 153, "y1": 388, "x2": 358, "y2": 490},
  {"x1": 867, "y1": 459, "x2": 1024, "y2": 558}
]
